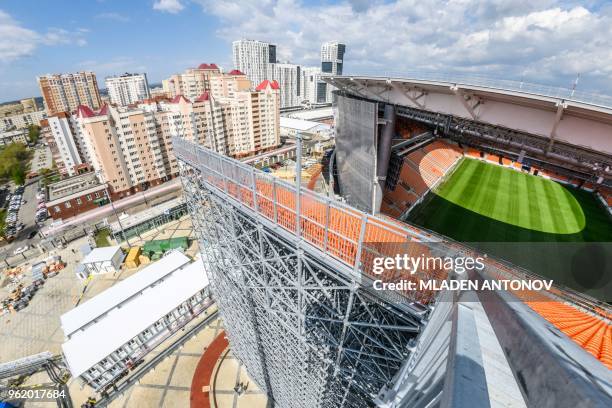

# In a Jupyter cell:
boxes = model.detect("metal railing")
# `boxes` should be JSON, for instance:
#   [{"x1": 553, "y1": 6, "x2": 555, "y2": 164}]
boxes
[
  {"x1": 341, "y1": 70, "x2": 612, "y2": 110},
  {"x1": 174, "y1": 138, "x2": 612, "y2": 316}
]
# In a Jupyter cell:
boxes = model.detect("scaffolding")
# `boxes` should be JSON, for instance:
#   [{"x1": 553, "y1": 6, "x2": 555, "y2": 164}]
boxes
[{"x1": 175, "y1": 137, "x2": 439, "y2": 407}]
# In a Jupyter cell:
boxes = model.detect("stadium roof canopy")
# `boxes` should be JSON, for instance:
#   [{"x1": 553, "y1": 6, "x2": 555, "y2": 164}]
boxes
[{"x1": 324, "y1": 74, "x2": 612, "y2": 156}]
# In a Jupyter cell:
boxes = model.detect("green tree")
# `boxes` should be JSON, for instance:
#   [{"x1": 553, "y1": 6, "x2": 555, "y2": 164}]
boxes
[
  {"x1": 28, "y1": 125, "x2": 41, "y2": 144},
  {"x1": 11, "y1": 165, "x2": 26, "y2": 185},
  {"x1": 0, "y1": 142, "x2": 31, "y2": 184}
]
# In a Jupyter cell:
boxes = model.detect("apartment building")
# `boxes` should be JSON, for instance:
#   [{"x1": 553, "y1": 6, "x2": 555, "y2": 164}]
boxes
[
  {"x1": 321, "y1": 42, "x2": 346, "y2": 75},
  {"x1": 232, "y1": 40, "x2": 277, "y2": 87},
  {"x1": 162, "y1": 64, "x2": 221, "y2": 101},
  {"x1": 73, "y1": 104, "x2": 176, "y2": 196},
  {"x1": 37, "y1": 72, "x2": 102, "y2": 115},
  {"x1": 267, "y1": 63, "x2": 301, "y2": 108},
  {"x1": 47, "y1": 112, "x2": 83, "y2": 176},
  {"x1": 0, "y1": 98, "x2": 38, "y2": 117},
  {"x1": 105, "y1": 73, "x2": 150, "y2": 106},
  {"x1": 146, "y1": 71, "x2": 280, "y2": 158},
  {"x1": 319, "y1": 42, "x2": 347, "y2": 103},
  {"x1": 1, "y1": 109, "x2": 46, "y2": 132}
]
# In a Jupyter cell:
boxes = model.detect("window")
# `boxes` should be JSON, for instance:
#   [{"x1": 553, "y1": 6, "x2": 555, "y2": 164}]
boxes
[
  {"x1": 54, "y1": 206, "x2": 60, "y2": 213},
  {"x1": 95, "y1": 192, "x2": 100, "y2": 198},
  {"x1": 65, "y1": 202, "x2": 71, "y2": 209},
  {"x1": 86, "y1": 194, "x2": 92, "y2": 201},
  {"x1": 76, "y1": 198, "x2": 82, "y2": 205}
]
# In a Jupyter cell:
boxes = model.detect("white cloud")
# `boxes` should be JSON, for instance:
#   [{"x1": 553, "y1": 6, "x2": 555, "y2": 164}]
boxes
[
  {"x1": 192, "y1": 0, "x2": 612, "y2": 91},
  {"x1": 0, "y1": 10, "x2": 40, "y2": 60},
  {"x1": 153, "y1": 0, "x2": 185, "y2": 14},
  {"x1": 0, "y1": 10, "x2": 88, "y2": 62}
]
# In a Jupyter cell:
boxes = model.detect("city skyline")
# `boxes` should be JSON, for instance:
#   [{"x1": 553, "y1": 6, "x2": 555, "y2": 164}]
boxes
[{"x1": 2, "y1": 0, "x2": 612, "y2": 101}]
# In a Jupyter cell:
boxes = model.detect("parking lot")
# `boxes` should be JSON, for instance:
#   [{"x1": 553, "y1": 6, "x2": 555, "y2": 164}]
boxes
[
  {"x1": 30, "y1": 144, "x2": 52, "y2": 174},
  {"x1": 1, "y1": 180, "x2": 48, "y2": 260}
]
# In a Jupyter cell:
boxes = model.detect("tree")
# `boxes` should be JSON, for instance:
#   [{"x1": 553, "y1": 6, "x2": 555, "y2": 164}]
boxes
[
  {"x1": 28, "y1": 125, "x2": 41, "y2": 144},
  {"x1": 0, "y1": 142, "x2": 31, "y2": 184}
]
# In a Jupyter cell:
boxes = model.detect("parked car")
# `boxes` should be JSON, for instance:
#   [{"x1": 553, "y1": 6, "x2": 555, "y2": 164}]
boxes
[
  {"x1": 27, "y1": 230, "x2": 38, "y2": 239},
  {"x1": 13, "y1": 245, "x2": 29, "y2": 255}
]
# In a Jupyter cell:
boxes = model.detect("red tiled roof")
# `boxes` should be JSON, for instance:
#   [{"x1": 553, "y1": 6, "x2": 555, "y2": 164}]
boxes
[
  {"x1": 170, "y1": 95, "x2": 191, "y2": 104},
  {"x1": 195, "y1": 92, "x2": 210, "y2": 102},
  {"x1": 228, "y1": 69, "x2": 244, "y2": 75},
  {"x1": 98, "y1": 104, "x2": 108, "y2": 116},
  {"x1": 198, "y1": 63, "x2": 220, "y2": 70},
  {"x1": 76, "y1": 105, "x2": 95, "y2": 118},
  {"x1": 256, "y1": 80, "x2": 280, "y2": 91}
]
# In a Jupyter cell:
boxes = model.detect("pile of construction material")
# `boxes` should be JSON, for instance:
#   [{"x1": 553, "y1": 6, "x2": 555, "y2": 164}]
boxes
[
  {"x1": 0, "y1": 256, "x2": 65, "y2": 315},
  {"x1": 1, "y1": 282, "x2": 41, "y2": 314}
]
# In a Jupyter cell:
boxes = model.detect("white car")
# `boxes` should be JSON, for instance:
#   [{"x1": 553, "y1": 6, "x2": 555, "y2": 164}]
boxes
[{"x1": 13, "y1": 245, "x2": 29, "y2": 255}]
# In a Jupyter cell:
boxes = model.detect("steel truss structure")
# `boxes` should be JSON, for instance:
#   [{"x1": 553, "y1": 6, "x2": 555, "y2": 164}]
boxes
[{"x1": 175, "y1": 138, "x2": 427, "y2": 407}]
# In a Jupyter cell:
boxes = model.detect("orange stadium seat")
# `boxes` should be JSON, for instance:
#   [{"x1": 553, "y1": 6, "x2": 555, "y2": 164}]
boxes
[
  {"x1": 380, "y1": 140, "x2": 462, "y2": 220},
  {"x1": 526, "y1": 301, "x2": 612, "y2": 369}
]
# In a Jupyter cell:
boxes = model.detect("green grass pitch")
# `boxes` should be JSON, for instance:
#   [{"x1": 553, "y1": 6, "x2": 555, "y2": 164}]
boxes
[
  {"x1": 407, "y1": 158, "x2": 612, "y2": 300},
  {"x1": 408, "y1": 158, "x2": 612, "y2": 242}
]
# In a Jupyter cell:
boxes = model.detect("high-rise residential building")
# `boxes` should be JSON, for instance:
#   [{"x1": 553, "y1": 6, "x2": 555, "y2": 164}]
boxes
[
  {"x1": 43, "y1": 70, "x2": 279, "y2": 197},
  {"x1": 72, "y1": 104, "x2": 175, "y2": 195},
  {"x1": 162, "y1": 64, "x2": 221, "y2": 101},
  {"x1": 316, "y1": 42, "x2": 347, "y2": 104},
  {"x1": 105, "y1": 73, "x2": 151, "y2": 106},
  {"x1": 43, "y1": 103, "x2": 177, "y2": 196},
  {"x1": 149, "y1": 72, "x2": 280, "y2": 158},
  {"x1": 267, "y1": 63, "x2": 301, "y2": 108},
  {"x1": 300, "y1": 66, "x2": 326, "y2": 104},
  {"x1": 37, "y1": 72, "x2": 102, "y2": 115},
  {"x1": 321, "y1": 41, "x2": 346, "y2": 75},
  {"x1": 47, "y1": 113, "x2": 84, "y2": 176},
  {"x1": 232, "y1": 40, "x2": 277, "y2": 87}
]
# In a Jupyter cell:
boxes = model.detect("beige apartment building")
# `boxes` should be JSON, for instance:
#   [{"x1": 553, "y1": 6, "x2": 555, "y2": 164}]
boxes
[
  {"x1": 152, "y1": 71, "x2": 280, "y2": 158},
  {"x1": 71, "y1": 104, "x2": 177, "y2": 196},
  {"x1": 42, "y1": 69, "x2": 279, "y2": 199},
  {"x1": 162, "y1": 64, "x2": 221, "y2": 101},
  {"x1": 38, "y1": 72, "x2": 102, "y2": 115}
]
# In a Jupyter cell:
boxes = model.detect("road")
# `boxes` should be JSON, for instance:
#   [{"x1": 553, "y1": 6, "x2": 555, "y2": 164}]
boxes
[{"x1": 42, "y1": 178, "x2": 182, "y2": 237}]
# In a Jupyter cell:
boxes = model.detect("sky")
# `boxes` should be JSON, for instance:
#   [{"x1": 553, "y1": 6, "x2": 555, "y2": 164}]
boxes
[{"x1": 1, "y1": 0, "x2": 611, "y2": 102}]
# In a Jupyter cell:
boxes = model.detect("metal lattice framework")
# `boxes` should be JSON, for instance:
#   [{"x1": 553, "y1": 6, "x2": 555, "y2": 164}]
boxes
[{"x1": 175, "y1": 138, "x2": 428, "y2": 407}]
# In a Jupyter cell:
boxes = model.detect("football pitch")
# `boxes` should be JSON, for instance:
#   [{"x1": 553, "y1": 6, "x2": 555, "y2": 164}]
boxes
[{"x1": 407, "y1": 158, "x2": 612, "y2": 300}]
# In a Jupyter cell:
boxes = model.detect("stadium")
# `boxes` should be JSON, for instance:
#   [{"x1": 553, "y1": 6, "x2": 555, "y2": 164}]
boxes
[{"x1": 176, "y1": 73, "x2": 612, "y2": 408}]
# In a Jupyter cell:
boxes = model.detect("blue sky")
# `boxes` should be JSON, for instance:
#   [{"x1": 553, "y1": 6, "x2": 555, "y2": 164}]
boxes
[{"x1": 1, "y1": 0, "x2": 611, "y2": 102}]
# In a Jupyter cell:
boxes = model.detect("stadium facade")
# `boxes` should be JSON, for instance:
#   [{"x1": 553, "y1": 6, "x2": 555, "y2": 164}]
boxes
[{"x1": 175, "y1": 74, "x2": 612, "y2": 407}]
